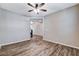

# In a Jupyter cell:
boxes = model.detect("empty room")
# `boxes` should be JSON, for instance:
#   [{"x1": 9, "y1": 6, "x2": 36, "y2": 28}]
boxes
[{"x1": 0, "y1": 3, "x2": 79, "y2": 56}]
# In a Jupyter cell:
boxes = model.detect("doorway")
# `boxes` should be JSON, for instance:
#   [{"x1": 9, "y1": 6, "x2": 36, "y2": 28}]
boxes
[{"x1": 30, "y1": 19, "x2": 43, "y2": 39}]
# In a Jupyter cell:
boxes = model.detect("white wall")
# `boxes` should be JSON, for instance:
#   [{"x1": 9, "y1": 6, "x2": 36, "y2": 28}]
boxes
[
  {"x1": 44, "y1": 4, "x2": 79, "y2": 49},
  {"x1": 0, "y1": 8, "x2": 30, "y2": 47}
]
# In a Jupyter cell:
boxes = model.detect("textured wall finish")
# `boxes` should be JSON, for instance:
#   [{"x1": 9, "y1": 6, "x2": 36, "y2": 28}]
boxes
[
  {"x1": 44, "y1": 4, "x2": 79, "y2": 49},
  {"x1": 0, "y1": 8, "x2": 30, "y2": 47}
]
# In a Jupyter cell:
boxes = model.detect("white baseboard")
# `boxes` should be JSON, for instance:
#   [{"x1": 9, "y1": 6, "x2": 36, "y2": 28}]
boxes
[
  {"x1": 1, "y1": 39, "x2": 30, "y2": 47},
  {"x1": 44, "y1": 39, "x2": 79, "y2": 49}
]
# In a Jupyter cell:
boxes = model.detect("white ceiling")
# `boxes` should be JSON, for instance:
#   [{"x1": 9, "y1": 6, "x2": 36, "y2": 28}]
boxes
[{"x1": 0, "y1": 3, "x2": 77, "y2": 17}]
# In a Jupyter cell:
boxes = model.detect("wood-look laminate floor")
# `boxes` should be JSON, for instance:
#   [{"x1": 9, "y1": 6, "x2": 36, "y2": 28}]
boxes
[{"x1": 0, "y1": 35, "x2": 79, "y2": 56}]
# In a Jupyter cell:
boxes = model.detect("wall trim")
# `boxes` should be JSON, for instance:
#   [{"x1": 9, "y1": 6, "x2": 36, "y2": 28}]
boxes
[
  {"x1": 1, "y1": 39, "x2": 30, "y2": 47},
  {"x1": 44, "y1": 39, "x2": 79, "y2": 50}
]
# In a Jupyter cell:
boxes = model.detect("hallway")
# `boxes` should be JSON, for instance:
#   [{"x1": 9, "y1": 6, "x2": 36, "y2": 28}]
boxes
[{"x1": 0, "y1": 35, "x2": 79, "y2": 56}]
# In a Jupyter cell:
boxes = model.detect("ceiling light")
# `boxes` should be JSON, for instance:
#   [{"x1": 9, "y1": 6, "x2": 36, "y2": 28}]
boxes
[
  {"x1": 27, "y1": 3, "x2": 47, "y2": 14},
  {"x1": 34, "y1": 9, "x2": 40, "y2": 14}
]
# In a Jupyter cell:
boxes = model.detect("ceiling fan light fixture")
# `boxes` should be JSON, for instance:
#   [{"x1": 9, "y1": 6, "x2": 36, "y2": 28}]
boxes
[
  {"x1": 27, "y1": 3, "x2": 47, "y2": 14},
  {"x1": 34, "y1": 9, "x2": 40, "y2": 14}
]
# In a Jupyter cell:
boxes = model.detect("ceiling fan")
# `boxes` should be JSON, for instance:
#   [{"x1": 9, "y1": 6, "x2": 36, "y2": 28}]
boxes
[{"x1": 27, "y1": 3, "x2": 47, "y2": 14}]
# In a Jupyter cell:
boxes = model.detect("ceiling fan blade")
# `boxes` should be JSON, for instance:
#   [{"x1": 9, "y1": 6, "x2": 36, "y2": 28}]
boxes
[
  {"x1": 40, "y1": 9, "x2": 47, "y2": 12},
  {"x1": 28, "y1": 10, "x2": 33, "y2": 12},
  {"x1": 35, "y1": 3, "x2": 38, "y2": 8},
  {"x1": 27, "y1": 3, "x2": 34, "y2": 8},
  {"x1": 39, "y1": 3, "x2": 45, "y2": 7}
]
